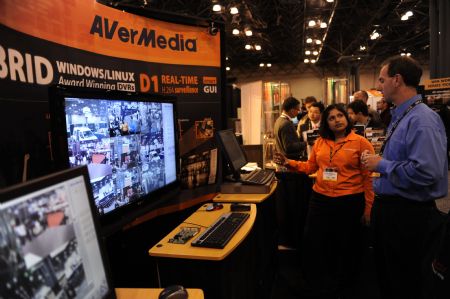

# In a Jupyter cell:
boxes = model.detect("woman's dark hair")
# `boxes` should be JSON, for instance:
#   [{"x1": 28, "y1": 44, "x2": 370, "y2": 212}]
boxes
[{"x1": 319, "y1": 104, "x2": 353, "y2": 140}]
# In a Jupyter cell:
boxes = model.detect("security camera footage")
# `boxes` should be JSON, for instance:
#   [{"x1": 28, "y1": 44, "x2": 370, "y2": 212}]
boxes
[
  {"x1": 64, "y1": 97, "x2": 177, "y2": 215},
  {"x1": 0, "y1": 176, "x2": 109, "y2": 299}
]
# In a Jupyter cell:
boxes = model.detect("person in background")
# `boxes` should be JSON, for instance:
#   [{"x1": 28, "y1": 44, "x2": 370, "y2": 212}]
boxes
[
  {"x1": 274, "y1": 104, "x2": 375, "y2": 298},
  {"x1": 299, "y1": 102, "x2": 325, "y2": 160},
  {"x1": 274, "y1": 97, "x2": 309, "y2": 250},
  {"x1": 347, "y1": 100, "x2": 384, "y2": 129},
  {"x1": 274, "y1": 97, "x2": 306, "y2": 160},
  {"x1": 361, "y1": 56, "x2": 447, "y2": 299},
  {"x1": 353, "y1": 90, "x2": 381, "y2": 122},
  {"x1": 297, "y1": 96, "x2": 318, "y2": 133},
  {"x1": 377, "y1": 98, "x2": 393, "y2": 128}
]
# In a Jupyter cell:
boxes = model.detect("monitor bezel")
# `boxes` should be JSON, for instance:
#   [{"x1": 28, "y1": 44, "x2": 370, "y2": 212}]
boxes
[
  {"x1": 49, "y1": 86, "x2": 180, "y2": 230},
  {"x1": 0, "y1": 166, "x2": 116, "y2": 299},
  {"x1": 215, "y1": 129, "x2": 248, "y2": 181}
]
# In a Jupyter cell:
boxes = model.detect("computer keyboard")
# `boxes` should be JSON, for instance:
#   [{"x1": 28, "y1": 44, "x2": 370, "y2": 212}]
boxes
[
  {"x1": 241, "y1": 168, "x2": 275, "y2": 185},
  {"x1": 191, "y1": 212, "x2": 250, "y2": 249}
]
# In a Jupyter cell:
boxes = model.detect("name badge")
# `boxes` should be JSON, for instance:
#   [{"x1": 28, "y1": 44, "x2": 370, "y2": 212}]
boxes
[{"x1": 323, "y1": 167, "x2": 338, "y2": 181}]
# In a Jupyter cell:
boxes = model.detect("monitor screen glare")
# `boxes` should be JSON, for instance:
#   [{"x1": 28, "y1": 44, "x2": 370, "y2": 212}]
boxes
[
  {"x1": 64, "y1": 97, "x2": 176, "y2": 215},
  {"x1": 0, "y1": 172, "x2": 111, "y2": 298}
]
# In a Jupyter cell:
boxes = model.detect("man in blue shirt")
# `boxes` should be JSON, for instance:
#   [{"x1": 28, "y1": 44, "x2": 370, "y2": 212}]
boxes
[{"x1": 361, "y1": 56, "x2": 448, "y2": 299}]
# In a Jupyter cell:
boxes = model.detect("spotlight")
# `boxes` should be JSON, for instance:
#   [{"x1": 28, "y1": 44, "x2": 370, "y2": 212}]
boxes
[
  {"x1": 245, "y1": 29, "x2": 253, "y2": 36},
  {"x1": 267, "y1": 63, "x2": 272, "y2": 67},
  {"x1": 230, "y1": 7, "x2": 238, "y2": 15},
  {"x1": 226, "y1": 66, "x2": 230, "y2": 71},
  {"x1": 306, "y1": 38, "x2": 313, "y2": 43},
  {"x1": 232, "y1": 28, "x2": 240, "y2": 35},
  {"x1": 304, "y1": 59, "x2": 310, "y2": 63},
  {"x1": 245, "y1": 44, "x2": 252, "y2": 50},
  {"x1": 259, "y1": 63, "x2": 265, "y2": 67},
  {"x1": 212, "y1": 4, "x2": 221, "y2": 12},
  {"x1": 308, "y1": 20, "x2": 316, "y2": 27},
  {"x1": 320, "y1": 22, "x2": 327, "y2": 28},
  {"x1": 209, "y1": 22, "x2": 219, "y2": 36},
  {"x1": 315, "y1": 40, "x2": 322, "y2": 45},
  {"x1": 255, "y1": 45, "x2": 262, "y2": 51}
]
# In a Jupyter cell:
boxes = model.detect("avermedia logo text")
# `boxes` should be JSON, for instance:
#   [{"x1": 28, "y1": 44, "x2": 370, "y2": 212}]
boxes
[{"x1": 90, "y1": 15, "x2": 197, "y2": 52}]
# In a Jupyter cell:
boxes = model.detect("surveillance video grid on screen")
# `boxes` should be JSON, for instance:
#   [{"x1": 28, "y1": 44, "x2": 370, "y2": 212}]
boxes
[
  {"x1": 64, "y1": 97, "x2": 177, "y2": 215},
  {"x1": 0, "y1": 177, "x2": 109, "y2": 298}
]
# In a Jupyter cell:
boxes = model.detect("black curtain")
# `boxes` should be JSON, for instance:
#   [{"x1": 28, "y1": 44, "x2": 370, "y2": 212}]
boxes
[{"x1": 430, "y1": 0, "x2": 450, "y2": 78}]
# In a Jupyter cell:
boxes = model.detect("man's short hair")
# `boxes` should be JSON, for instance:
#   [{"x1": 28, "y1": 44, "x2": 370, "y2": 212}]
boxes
[
  {"x1": 282, "y1": 97, "x2": 300, "y2": 112},
  {"x1": 382, "y1": 56, "x2": 422, "y2": 87},
  {"x1": 347, "y1": 100, "x2": 369, "y2": 116},
  {"x1": 353, "y1": 90, "x2": 369, "y2": 101},
  {"x1": 304, "y1": 96, "x2": 318, "y2": 104},
  {"x1": 310, "y1": 102, "x2": 325, "y2": 113}
]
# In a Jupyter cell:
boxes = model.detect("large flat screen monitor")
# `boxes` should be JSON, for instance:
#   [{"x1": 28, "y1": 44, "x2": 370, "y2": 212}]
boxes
[
  {"x1": 0, "y1": 166, "x2": 115, "y2": 299},
  {"x1": 216, "y1": 129, "x2": 248, "y2": 181},
  {"x1": 49, "y1": 86, "x2": 179, "y2": 227}
]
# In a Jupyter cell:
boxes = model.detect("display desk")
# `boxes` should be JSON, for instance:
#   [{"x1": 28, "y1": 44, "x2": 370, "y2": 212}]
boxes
[
  {"x1": 213, "y1": 180, "x2": 277, "y2": 203},
  {"x1": 213, "y1": 180, "x2": 278, "y2": 299},
  {"x1": 115, "y1": 288, "x2": 204, "y2": 299},
  {"x1": 149, "y1": 203, "x2": 257, "y2": 299},
  {"x1": 149, "y1": 203, "x2": 256, "y2": 261}
]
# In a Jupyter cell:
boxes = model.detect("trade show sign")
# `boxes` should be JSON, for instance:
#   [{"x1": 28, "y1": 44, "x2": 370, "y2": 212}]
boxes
[{"x1": 0, "y1": 0, "x2": 222, "y2": 186}]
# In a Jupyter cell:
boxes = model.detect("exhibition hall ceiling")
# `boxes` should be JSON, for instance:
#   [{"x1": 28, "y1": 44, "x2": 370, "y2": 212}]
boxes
[{"x1": 104, "y1": 0, "x2": 430, "y2": 76}]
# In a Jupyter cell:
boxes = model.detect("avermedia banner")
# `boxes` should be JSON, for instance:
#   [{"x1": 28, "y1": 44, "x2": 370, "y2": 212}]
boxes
[{"x1": 0, "y1": 0, "x2": 222, "y2": 185}]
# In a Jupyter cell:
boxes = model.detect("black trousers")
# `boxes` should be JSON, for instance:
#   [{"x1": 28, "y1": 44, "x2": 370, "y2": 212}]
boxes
[
  {"x1": 371, "y1": 195, "x2": 442, "y2": 299},
  {"x1": 302, "y1": 191, "x2": 365, "y2": 298}
]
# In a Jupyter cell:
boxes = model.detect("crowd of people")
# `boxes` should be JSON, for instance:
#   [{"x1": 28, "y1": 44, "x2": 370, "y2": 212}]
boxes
[{"x1": 273, "y1": 55, "x2": 450, "y2": 299}]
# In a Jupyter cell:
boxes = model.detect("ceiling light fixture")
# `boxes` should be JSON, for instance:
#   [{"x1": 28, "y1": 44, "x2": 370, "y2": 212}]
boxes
[
  {"x1": 226, "y1": 66, "x2": 230, "y2": 71},
  {"x1": 313, "y1": 50, "x2": 319, "y2": 56},
  {"x1": 306, "y1": 38, "x2": 313, "y2": 43},
  {"x1": 320, "y1": 22, "x2": 327, "y2": 28},
  {"x1": 267, "y1": 63, "x2": 272, "y2": 67},
  {"x1": 255, "y1": 45, "x2": 262, "y2": 51},
  {"x1": 315, "y1": 40, "x2": 322, "y2": 45},
  {"x1": 305, "y1": 50, "x2": 311, "y2": 55},
  {"x1": 245, "y1": 29, "x2": 253, "y2": 36},
  {"x1": 232, "y1": 28, "x2": 240, "y2": 35},
  {"x1": 400, "y1": 11, "x2": 413, "y2": 21},
  {"x1": 304, "y1": 58, "x2": 310, "y2": 63},
  {"x1": 212, "y1": 4, "x2": 222, "y2": 12},
  {"x1": 245, "y1": 44, "x2": 252, "y2": 50},
  {"x1": 370, "y1": 30, "x2": 380, "y2": 40},
  {"x1": 311, "y1": 59, "x2": 316, "y2": 63},
  {"x1": 308, "y1": 20, "x2": 316, "y2": 27},
  {"x1": 259, "y1": 63, "x2": 265, "y2": 67},
  {"x1": 230, "y1": 7, "x2": 239, "y2": 15},
  {"x1": 326, "y1": 0, "x2": 334, "y2": 2}
]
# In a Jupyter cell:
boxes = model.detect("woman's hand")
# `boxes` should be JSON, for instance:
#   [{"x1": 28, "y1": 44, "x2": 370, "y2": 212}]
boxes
[{"x1": 273, "y1": 152, "x2": 288, "y2": 166}]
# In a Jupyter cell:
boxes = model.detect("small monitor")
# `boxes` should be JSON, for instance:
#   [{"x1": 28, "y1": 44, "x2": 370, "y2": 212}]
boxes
[
  {"x1": 0, "y1": 166, "x2": 115, "y2": 299},
  {"x1": 216, "y1": 129, "x2": 248, "y2": 181},
  {"x1": 49, "y1": 86, "x2": 179, "y2": 227}
]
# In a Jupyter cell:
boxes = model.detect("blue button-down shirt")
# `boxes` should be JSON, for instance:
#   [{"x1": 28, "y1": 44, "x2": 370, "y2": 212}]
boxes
[{"x1": 374, "y1": 94, "x2": 448, "y2": 201}]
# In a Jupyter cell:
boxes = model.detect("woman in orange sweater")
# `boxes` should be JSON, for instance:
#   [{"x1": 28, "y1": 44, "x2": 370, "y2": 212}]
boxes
[{"x1": 274, "y1": 104, "x2": 374, "y2": 298}]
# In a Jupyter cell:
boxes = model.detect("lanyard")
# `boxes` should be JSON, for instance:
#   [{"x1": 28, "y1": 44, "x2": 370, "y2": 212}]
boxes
[
  {"x1": 379, "y1": 99, "x2": 422, "y2": 156},
  {"x1": 328, "y1": 140, "x2": 347, "y2": 163}
]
